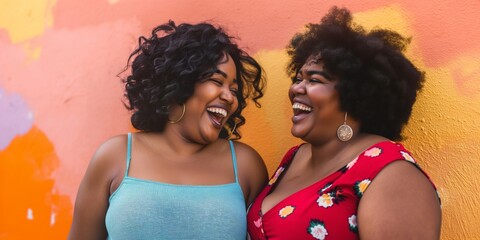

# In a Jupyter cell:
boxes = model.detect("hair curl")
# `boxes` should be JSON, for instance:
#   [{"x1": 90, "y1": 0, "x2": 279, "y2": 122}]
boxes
[
  {"x1": 287, "y1": 6, "x2": 424, "y2": 141},
  {"x1": 123, "y1": 20, "x2": 265, "y2": 139}
]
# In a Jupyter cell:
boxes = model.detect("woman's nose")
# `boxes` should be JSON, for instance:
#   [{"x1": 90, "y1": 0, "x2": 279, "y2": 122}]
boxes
[
  {"x1": 290, "y1": 80, "x2": 306, "y2": 95},
  {"x1": 220, "y1": 88, "x2": 235, "y2": 104}
]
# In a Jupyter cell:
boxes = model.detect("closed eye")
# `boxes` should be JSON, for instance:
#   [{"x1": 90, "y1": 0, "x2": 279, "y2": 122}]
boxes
[
  {"x1": 309, "y1": 78, "x2": 323, "y2": 83},
  {"x1": 209, "y1": 78, "x2": 223, "y2": 86},
  {"x1": 291, "y1": 75, "x2": 303, "y2": 84},
  {"x1": 230, "y1": 88, "x2": 238, "y2": 96},
  {"x1": 307, "y1": 70, "x2": 332, "y2": 82}
]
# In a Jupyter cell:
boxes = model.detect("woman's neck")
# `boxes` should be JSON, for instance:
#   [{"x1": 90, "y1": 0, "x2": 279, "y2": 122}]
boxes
[
  {"x1": 308, "y1": 134, "x2": 384, "y2": 169},
  {"x1": 142, "y1": 129, "x2": 210, "y2": 157}
]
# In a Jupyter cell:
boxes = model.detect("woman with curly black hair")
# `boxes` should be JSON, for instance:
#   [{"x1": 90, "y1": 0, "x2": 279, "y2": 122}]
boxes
[
  {"x1": 69, "y1": 21, "x2": 268, "y2": 239},
  {"x1": 247, "y1": 7, "x2": 441, "y2": 240}
]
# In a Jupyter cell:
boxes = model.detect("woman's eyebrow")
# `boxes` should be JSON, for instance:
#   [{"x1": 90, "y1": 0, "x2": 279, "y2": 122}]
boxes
[
  {"x1": 214, "y1": 69, "x2": 227, "y2": 78},
  {"x1": 305, "y1": 70, "x2": 333, "y2": 80},
  {"x1": 214, "y1": 69, "x2": 237, "y2": 83}
]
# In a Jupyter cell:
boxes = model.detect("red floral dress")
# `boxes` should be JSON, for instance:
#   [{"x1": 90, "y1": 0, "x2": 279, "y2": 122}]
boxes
[{"x1": 246, "y1": 141, "x2": 438, "y2": 240}]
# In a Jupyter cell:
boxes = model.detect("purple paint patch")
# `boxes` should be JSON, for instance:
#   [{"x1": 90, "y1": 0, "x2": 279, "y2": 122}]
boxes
[{"x1": 0, "y1": 88, "x2": 33, "y2": 150}]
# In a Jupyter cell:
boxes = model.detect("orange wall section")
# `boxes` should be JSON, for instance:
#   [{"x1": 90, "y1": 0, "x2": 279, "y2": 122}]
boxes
[
  {"x1": 0, "y1": 126, "x2": 72, "y2": 239},
  {"x1": 1, "y1": 1, "x2": 479, "y2": 239}
]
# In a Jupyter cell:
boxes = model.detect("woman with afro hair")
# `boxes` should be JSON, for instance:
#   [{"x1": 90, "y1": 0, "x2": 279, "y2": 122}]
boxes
[
  {"x1": 69, "y1": 21, "x2": 268, "y2": 239},
  {"x1": 247, "y1": 6, "x2": 441, "y2": 240}
]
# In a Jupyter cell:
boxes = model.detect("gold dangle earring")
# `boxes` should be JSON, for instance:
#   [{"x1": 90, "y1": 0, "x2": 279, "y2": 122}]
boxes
[
  {"x1": 337, "y1": 112, "x2": 353, "y2": 141},
  {"x1": 168, "y1": 103, "x2": 186, "y2": 124}
]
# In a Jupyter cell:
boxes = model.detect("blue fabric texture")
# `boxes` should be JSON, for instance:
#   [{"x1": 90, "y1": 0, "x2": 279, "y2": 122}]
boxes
[{"x1": 105, "y1": 133, "x2": 246, "y2": 239}]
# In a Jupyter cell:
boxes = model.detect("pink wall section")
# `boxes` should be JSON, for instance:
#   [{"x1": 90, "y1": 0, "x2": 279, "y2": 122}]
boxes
[{"x1": 1, "y1": 0, "x2": 479, "y2": 239}]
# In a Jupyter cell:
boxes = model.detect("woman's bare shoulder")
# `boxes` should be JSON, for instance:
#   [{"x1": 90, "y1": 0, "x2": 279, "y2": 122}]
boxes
[
  {"x1": 231, "y1": 141, "x2": 268, "y2": 203},
  {"x1": 358, "y1": 160, "x2": 441, "y2": 239}
]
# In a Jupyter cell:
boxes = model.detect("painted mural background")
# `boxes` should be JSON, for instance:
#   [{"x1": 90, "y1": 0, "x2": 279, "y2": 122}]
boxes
[{"x1": 1, "y1": 0, "x2": 479, "y2": 239}]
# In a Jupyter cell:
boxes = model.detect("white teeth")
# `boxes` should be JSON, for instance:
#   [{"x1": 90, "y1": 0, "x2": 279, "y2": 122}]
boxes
[
  {"x1": 207, "y1": 107, "x2": 227, "y2": 117},
  {"x1": 292, "y1": 102, "x2": 312, "y2": 112}
]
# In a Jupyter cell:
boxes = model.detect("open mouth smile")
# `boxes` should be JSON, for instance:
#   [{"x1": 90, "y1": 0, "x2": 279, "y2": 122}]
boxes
[
  {"x1": 206, "y1": 107, "x2": 228, "y2": 128},
  {"x1": 292, "y1": 102, "x2": 312, "y2": 123},
  {"x1": 293, "y1": 102, "x2": 312, "y2": 114}
]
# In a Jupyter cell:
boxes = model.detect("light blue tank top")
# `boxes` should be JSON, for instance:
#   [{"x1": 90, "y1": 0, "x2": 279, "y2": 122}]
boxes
[{"x1": 105, "y1": 133, "x2": 246, "y2": 239}]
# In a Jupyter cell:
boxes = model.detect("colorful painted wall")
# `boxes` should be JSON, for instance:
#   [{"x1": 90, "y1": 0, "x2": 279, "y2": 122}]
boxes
[{"x1": 1, "y1": 0, "x2": 479, "y2": 239}]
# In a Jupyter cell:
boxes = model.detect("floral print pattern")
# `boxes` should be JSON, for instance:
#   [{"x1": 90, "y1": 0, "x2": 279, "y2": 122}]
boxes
[
  {"x1": 400, "y1": 151, "x2": 416, "y2": 163},
  {"x1": 317, "y1": 186, "x2": 345, "y2": 208},
  {"x1": 247, "y1": 142, "x2": 438, "y2": 240},
  {"x1": 279, "y1": 205, "x2": 295, "y2": 218},
  {"x1": 346, "y1": 157, "x2": 358, "y2": 169},
  {"x1": 268, "y1": 166, "x2": 284, "y2": 185},
  {"x1": 354, "y1": 179, "x2": 371, "y2": 198},
  {"x1": 348, "y1": 215, "x2": 358, "y2": 233},
  {"x1": 320, "y1": 182, "x2": 332, "y2": 193},
  {"x1": 307, "y1": 219, "x2": 328, "y2": 240},
  {"x1": 254, "y1": 217, "x2": 262, "y2": 228},
  {"x1": 364, "y1": 147, "x2": 382, "y2": 157},
  {"x1": 317, "y1": 193, "x2": 334, "y2": 208}
]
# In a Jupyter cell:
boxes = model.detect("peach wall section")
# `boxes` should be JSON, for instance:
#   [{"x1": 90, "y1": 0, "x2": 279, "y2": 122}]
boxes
[{"x1": 1, "y1": 0, "x2": 479, "y2": 239}]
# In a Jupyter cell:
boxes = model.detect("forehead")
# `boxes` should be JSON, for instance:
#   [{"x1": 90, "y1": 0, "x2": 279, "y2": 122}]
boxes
[
  {"x1": 217, "y1": 54, "x2": 237, "y2": 75},
  {"x1": 299, "y1": 53, "x2": 323, "y2": 69},
  {"x1": 300, "y1": 60, "x2": 324, "y2": 72},
  {"x1": 297, "y1": 54, "x2": 336, "y2": 82}
]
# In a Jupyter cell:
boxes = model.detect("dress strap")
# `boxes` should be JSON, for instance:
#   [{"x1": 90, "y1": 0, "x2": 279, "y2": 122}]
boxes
[
  {"x1": 125, "y1": 132, "x2": 132, "y2": 177},
  {"x1": 228, "y1": 140, "x2": 239, "y2": 183}
]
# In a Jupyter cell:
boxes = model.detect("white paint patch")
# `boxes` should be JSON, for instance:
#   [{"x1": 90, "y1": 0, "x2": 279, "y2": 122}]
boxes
[
  {"x1": 50, "y1": 212, "x2": 56, "y2": 226},
  {"x1": 27, "y1": 208, "x2": 34, "y2": 220}
]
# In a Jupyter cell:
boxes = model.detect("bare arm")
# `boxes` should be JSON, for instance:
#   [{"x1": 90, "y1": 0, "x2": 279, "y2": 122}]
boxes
[
  {"x1": 235, "y1": 142, "x2": 269, "y2": 206},
  {"x1": 68, "y1": 136, "x2": 126, "y2": 240},
  {"x1": 358, "y1": 160, "x2": 441, "y2": 240}
]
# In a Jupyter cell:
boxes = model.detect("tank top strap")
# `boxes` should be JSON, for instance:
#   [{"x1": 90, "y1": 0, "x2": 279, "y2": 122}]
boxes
[
  {"x1": 228, "y1": 140, "x2": 239, "y2": 183},
  {"x1": 125, "y1": 132, "x2": 132, "y2": 177}
]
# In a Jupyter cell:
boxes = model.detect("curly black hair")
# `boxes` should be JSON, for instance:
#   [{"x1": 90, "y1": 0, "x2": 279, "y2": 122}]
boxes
[
  {"x1": 287, "y1": 6, "x2": 424, "y2": 141},
  {"x1": 123, "y1": 20, "x2": 265, "y2": 139}
]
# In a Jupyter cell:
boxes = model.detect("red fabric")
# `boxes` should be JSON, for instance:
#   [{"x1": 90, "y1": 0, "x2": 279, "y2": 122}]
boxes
[{"x1": 247, "y1": 141, "x2": 438, "y2": 240}]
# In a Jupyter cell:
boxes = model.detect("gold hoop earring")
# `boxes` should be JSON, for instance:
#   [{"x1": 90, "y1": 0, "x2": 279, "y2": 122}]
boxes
[
  {"x1": 337, "y1": 112, "x2": 353, "y2": 142},
  {"x1": 168, "y1": 103, "x2": 186, "y2": 124},
  {"x1": 226, "y1": 121, "x2": 237, "y2": 137}
]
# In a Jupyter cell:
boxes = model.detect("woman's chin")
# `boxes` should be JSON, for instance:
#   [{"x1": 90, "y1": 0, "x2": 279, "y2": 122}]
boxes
[
  {"x1": 291, "y1": 127, "x2": 306, "y2": 139},
  {"x1": 199, "y1": 129, "x2": 221, "y2": 144}
]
